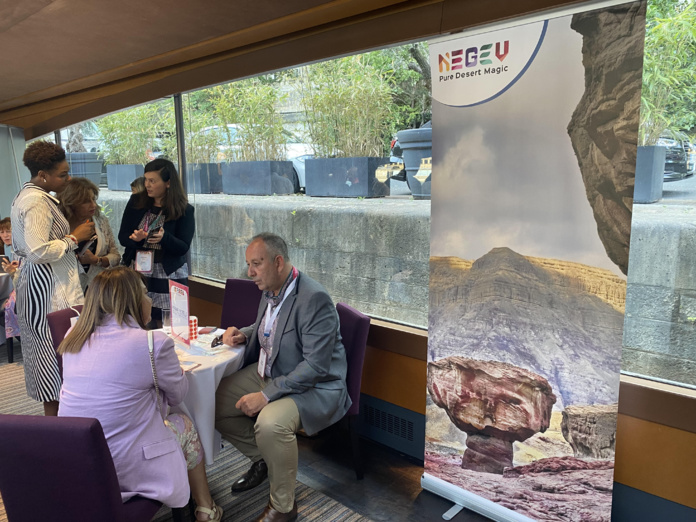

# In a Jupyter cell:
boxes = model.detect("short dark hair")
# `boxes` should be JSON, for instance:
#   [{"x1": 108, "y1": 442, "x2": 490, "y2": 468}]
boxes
[
  {"x1": 0, "y1": 217, "x2": 10, "y2": 232},
  {"x1": 23, "y1": 141, "x2": 66, "y2": 177},
  {"x1": 252, "y1": 232, "x2": 290, "y2": 262},
  {"x1": 135, "y1": 158, "x2": 188, "y2": 221}
]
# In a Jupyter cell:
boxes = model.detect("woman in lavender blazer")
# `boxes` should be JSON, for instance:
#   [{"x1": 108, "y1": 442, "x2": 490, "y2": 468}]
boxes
[{"x1": 57, "y1": 266, "x2": 222, "y2": 521}]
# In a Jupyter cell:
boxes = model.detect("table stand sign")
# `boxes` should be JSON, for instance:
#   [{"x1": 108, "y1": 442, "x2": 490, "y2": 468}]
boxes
[{"x1": 169, "y1": 281, "x2": 191, "y2": 348}]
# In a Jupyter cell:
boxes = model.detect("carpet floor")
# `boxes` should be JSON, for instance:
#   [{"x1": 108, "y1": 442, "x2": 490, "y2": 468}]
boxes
[{"x1": 0, "y1": 348, "x2": 371, "y2": 522}]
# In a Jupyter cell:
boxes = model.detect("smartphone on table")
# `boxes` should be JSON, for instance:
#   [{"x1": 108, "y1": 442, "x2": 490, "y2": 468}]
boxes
[{"x1": 198, "y1": 326, "x2": 217, "y2": 335}]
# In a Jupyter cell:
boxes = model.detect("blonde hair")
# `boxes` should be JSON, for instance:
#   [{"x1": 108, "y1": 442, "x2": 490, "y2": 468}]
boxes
[
  {"x1": 58, "y1": 266, "x2": 148, "y2": 354},
  {"x1": 58, "y1": 177, "x2": 100, "y2": 222}
]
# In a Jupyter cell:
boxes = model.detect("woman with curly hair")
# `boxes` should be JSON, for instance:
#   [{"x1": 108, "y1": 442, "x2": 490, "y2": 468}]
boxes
[
  {"x1": 58, "y1": 177, "x2": 120, "y2": 292},
  {"x1": 11, "y1": 141, "x2": 95, "y2": 415},
  {"x1": 119, "y1": 158, "x2": 194, "y2": 327}
]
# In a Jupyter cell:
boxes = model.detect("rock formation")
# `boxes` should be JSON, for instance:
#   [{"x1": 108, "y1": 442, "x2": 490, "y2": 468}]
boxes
[
  {"x1": 526, "y1": 256, "x2": 626, "y2": 313},
  {"x1": 426, "y1": 450, "x2": 615, "y2": 521},
  {"x1": 502, "y1": 455, "x2": 614, "y2": 477},
  {"x1": 429, "y1": 248, "x2": 624, "y2": 409},
  {"x1": 561, "y1": 404, "x2": 618, "y2": 458},
  {"x1": 428, "y1": 357, "x2": 556, "y2": 473},
  {"x1": 567, "y1": 2, "x2": 646, "y2": 275}
]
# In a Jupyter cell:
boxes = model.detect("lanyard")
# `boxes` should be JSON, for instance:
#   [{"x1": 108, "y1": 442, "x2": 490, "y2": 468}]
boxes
[{"x1": 263, "y1": 278, "x2": 297, "y2": 338}]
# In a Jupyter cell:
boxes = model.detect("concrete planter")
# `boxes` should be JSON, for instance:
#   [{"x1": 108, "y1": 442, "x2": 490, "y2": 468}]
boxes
[
  {"x1": 106, "y1": 164, "x2": 144, "y2": 191},
  {"x1": 634, "y1": 145, "x2": 665, "y2": 204},
  {"x1": 221, "y1": 161, "x2": 297, "y2": 195},
  {"x1": 188, "y1": 163, "x2": 223, "y2": 194},
  {"x1": 66, "y1": 152, "x2": 103, "y2": 186},
  {"x1": 305, "y1": 157, "x2": 390, "y2": 197},
  {"x1": 397, "y1": 127, "x2": 432, "y2": 199}
]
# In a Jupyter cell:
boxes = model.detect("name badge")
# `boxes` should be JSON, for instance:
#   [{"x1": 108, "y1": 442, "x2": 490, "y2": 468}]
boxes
[
  {"x1": 257, "y1": 348, "x2": 268, "y2": 379},
  {"x1": 135, "y1": 250, "x2": 154, "y2": 274}
]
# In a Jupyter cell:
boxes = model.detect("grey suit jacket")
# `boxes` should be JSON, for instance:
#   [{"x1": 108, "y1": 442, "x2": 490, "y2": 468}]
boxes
[{"x1": 240, "y1": 271, "x2": 351, "y2": 435}]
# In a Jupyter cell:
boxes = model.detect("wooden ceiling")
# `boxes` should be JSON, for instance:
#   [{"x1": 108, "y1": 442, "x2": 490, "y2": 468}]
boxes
[{"x1": 0, "y1": 0, "x2": 583, "y2": 139}]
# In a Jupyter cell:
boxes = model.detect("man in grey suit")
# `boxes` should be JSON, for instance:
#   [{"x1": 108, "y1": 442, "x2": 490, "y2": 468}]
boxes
[{"x1": 215, "y1": 232, "x2": 351, "y2": 522}]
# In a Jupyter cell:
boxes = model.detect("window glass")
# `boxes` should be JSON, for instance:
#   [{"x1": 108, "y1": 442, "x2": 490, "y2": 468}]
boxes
[
  {"x1": 52, "y1": 44, "x2": 432, "y2": 329},
  {"x1": 624, "y1": 0, "x2": 696, "y2": 390},
  {"x1": 181, "y1": 44, "x2": 432, "y2": 328}
]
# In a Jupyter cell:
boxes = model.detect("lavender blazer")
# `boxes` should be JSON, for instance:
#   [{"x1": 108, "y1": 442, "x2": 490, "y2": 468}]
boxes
[{"x1": 58, "y1": 316, "x2": 190, "y2": 507}]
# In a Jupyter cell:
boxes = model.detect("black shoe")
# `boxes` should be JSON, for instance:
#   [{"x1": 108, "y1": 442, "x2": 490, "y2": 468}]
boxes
[{"x1": 231, "y1": 459, "x2": 268, "y2": 492}]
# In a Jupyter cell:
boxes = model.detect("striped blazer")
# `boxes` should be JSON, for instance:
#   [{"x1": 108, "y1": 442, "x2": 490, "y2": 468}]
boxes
[{"x1": 11, "y1": 183, "x2": 83, "y2": 310}]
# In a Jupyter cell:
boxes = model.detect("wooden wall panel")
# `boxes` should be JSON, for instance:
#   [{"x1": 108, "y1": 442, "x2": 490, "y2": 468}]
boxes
[{"x1": 614, "y1": 414, "x2": 696, "y2": 509}]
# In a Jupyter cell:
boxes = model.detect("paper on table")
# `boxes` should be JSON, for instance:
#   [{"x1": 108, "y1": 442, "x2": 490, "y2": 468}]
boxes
[{"x1": 180, "y1": 360, "x2": 201, "y2": 372}]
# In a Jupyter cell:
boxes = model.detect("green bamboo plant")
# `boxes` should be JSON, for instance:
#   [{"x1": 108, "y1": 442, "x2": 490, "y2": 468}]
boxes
[
  {"x1": 209, "y1": 77, "x2": 288, "y2": 162},
  {"x1": 297, "y1": 55, "x2": 393, "y2": 158},
  {"x1": 95, "y1": 101, "x2": 169, "y2": 165},
  {"x1": 640, "y1": 0, "x2": 696, "y2": 145}
]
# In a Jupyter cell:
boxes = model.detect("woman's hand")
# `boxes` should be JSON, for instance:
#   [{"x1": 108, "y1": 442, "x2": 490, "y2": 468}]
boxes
[
  {"x1": 72, "y1": 219, "x2": 96, "y2": 242},
  {"x1": 2, "y1": 259, "x2": 19, "y2": 275},
  {"x1": 129, "y1": 229, "x2": 148, "y2": 242},
  {"x1": 146, "y1": 228, "x2": 164, "y2": 244},
  {"x1": 78, "y1": 250, "x2": 99, "y2": 266}
]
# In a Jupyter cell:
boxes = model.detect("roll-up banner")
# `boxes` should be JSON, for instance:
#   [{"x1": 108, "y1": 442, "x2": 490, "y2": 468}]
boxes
[{"x1": 423, "y1": 1, "x2": 646, "y2": 521}]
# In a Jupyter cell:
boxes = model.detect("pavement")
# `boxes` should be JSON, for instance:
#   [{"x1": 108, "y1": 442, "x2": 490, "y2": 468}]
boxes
[{"x1": 660, "y1": 172, "x2": 696, "y2": 205}]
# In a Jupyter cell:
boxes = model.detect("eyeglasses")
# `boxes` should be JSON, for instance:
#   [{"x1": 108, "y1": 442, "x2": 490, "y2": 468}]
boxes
[{"x1": 211, "y1": 335, "x2": 224, "y2": 348}]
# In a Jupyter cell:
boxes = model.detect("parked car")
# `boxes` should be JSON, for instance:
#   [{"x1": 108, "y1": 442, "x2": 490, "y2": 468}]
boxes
[
  {"x1": 657, "y1": 136, "x2": 689, "y2": 182},
  {"x1": 290, "y1": 154, "x2": 313, "y2": 190},
  {"x1": 684, "y1": 141, "x2": 696, "y2": 174}
]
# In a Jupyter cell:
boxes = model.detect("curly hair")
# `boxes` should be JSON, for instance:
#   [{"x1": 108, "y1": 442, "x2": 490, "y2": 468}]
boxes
[
  {"x1": 58, "y1": 177, "x2": 100, "y2": 221},
  {"x1": 23, "y1": 141, "x2": 66, "y2": 177}
]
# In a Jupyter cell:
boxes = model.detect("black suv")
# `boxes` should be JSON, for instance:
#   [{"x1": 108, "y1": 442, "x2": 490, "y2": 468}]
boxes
[{"x1": 657, "y1": 136, "x2": 689, "y2": 181}]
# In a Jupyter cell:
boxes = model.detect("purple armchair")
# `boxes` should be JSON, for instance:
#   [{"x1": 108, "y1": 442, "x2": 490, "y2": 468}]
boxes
[
  {"x1": 336, "y1": 302, "x2": 370, "y2": 479},
  {"x1": 220, "y1": 278, "x2": 263, "y2": 329},
  {"x1": 0, "y1": 414, "x2": 162, "y2": 522},
  {"x1": 46, "y1": 305, "x2": 83, "y2": 378}
]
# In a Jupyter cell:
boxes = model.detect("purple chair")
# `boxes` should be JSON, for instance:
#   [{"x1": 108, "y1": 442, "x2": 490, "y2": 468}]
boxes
[
  {"x1": 336, "y1": 302, "x2": 370, "y2": 479},
  {"x1": 220, "y1": 278, "x2": 263, "y2": 329},
  {"x1": 0, "y1": 414, "x2": 162, "y2": 522},
  {"x1": 44, "y1": 308, "x2": 195, "y2": 521},
  {"x1": 46, "y1": 305, "x2": 83, "y2": 378}
]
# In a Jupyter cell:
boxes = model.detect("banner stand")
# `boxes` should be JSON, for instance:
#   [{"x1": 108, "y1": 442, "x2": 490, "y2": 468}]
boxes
[{"x1": 421, "y1": 473, "x2": 535, "y2": 522}]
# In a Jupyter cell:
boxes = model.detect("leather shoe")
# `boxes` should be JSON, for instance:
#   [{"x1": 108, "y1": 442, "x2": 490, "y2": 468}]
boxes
[
  {"x1": 231, "y1": 459, "x2": 268, "y2": 492},
  {"x1": 255, "y1": 501, "x2": 298, "y2": 522}
]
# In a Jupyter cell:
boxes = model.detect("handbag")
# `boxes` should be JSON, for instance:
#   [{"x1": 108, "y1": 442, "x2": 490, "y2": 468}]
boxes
[{"x1": 147, "y1": 330, "x2": 162, "y2": 414}]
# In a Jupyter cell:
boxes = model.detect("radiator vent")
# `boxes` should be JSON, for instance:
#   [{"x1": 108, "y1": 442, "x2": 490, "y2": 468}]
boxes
[
  {"x1": 359, "y1": 394, "x2": 424, "y2": 461},
  {"x1": 363, "y1": 402, "x2": 414, "y2": 441}
]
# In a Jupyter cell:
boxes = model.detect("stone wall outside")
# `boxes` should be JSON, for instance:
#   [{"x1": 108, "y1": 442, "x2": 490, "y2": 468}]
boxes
[
  {"x1": 99, "y1": 191, "x2": 431, "y2": 327},
  {"x1": 623, "y1": 203, "x2": 696, "y2": 387}
]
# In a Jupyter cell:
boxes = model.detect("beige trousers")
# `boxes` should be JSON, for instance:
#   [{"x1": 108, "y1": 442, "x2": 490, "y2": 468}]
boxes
[{"x1": 215, "y1": 363, "x2": 301, "y2": 513}]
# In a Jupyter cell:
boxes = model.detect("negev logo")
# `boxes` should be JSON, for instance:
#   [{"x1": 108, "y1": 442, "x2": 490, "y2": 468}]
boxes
[{"x1": 430, "y1": 21, "x2": 547, "y2": 107}]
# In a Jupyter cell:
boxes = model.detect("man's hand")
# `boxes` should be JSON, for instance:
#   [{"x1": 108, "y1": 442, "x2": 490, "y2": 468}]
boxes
[
  {"x1": 222, "y1": 327, "x2": 247, "y2": 346},
  {"x1": 236, "y1": 392, "x2": 268, "y2": 417}
]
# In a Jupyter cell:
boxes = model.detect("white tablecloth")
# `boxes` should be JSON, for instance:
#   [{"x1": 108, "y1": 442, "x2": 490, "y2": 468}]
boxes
[{"x1": 173, "y1": 332, "x2": 245, "y2": 465}]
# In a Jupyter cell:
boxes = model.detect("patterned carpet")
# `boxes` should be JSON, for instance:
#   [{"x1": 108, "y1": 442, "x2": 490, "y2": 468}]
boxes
[{"x1": 0, "y1": 346, "x2": 370, "y2": 522}]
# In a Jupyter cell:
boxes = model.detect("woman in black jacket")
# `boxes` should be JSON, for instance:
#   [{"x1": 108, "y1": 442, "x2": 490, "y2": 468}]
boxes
[{"x1": 119, "y1": 158, "x2": 194, "y2": 326}]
